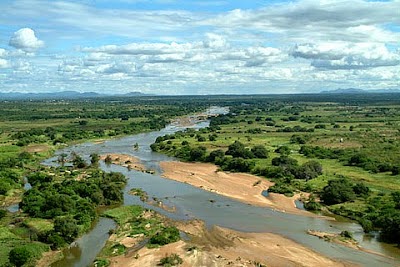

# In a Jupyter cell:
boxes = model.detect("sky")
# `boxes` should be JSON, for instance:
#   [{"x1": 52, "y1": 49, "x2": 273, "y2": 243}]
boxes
[{"x1": 0, "y1": 0, "x2": 399, "y2": 95}]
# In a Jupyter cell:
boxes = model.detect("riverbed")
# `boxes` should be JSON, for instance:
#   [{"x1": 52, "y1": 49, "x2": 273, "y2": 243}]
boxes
[{"x1": 44, "y1": 107, "x2": 399, "y2": 267}]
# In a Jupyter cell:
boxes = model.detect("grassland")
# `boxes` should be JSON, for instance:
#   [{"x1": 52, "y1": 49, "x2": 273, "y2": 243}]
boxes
[
  {"x1": 0, "y1": 96, "x2": 209, "y2": 266},
  {"x1": 1, "y1": 94, "x2": 400, "y2": 265},
  {"x1": 150, "y1": 94, "x2": 400, "y2": 244}
]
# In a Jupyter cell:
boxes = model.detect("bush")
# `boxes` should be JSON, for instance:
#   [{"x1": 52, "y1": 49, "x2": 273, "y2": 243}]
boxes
[
  {"x1": 0, "y1": 209, "x2": 6, "y2": 219},
  {"x1": 275, "y1": 146, "x2": 290, "y2": 155},
  {"x1": 189, "y1": 146, "x2": 207, "y2": 162},
  {"x1": 321, "y1": 178, "x2": 356, "y2": 205},
  {"x1": 159, "y1": 253, "x2": 183, "y2": 266},
  {"x1": 267, "y1": 182, "x2": 293, "y2": 196},
  {"x1": 220, "y1": 157, "x2": 255, "y2": 172},
  {"x1": 9, "y1": 243, "x2": 48, "y2": 267},
  {"x1": 353, "y1": 183, "x2": 370, "y2": 197},
  {"x1": 206, "y1": 149, "x2": 225, "y2": 163},
  {"x1": 251, "y1": 145, "x2": 269, "y2": 159},
  {"x1": 54, "y1": 216, "x2": 80, "y2": 243},
  {"x1": 9, "y1": 246, "x2": 32, "y2": 267},
  {"x1": 340, "y1": 230, "x2": 353, "y2": 239},
  {"x1": 271, "y1": 156, "x2": 298, "y2": 167},
  {"x1": 149, "y1": 227, "x2": 180, "y2": 246},
  {"x1": 295, "y1": 161, "x2": 323, "y2": 180},
  {"x1": 304, "y1": 195, "x2": 321, "y2": 211},
  {"x1": 225, "y1": 141, "x2": 254, "y2": 159}
]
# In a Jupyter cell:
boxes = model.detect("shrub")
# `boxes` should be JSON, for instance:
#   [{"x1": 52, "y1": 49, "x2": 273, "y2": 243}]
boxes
[
  {"x1": 353, "y1": 183, "x2": 370, "y2": 197},
  {"x1": 149, "y1": 227, "x2": 180, "y2": 246},
  {"x1": 159, "y1": 253, "x2": 183, "y2": 266},
  {"x1": 189, "y1": 146, "x2": 207, "y2": 162},
  {"x1": 9, "y1": 246, "x2": 32, "y2": 267},
  {"x1": 251, "y1": 145, "x2": 269, "y2": 159},
  {"x1": 304, "y1": 195, "x2": 321, "y2": 211},
  {"x1": 206, "y1": 149, "x2": 225, "y2": 163},
  {"x1": 275, "y1": 146, "x2": 290, "y2": 155},
  {"x1": 321, "y1": 178, "x2": 356, "y2": 205},
  {"x1": 225, "y1": 141, "x2": 254, "y2": 159}
]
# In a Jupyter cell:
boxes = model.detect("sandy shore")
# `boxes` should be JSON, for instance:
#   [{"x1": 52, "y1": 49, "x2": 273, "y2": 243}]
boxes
[
  {"x1": 100, "y1": 154, "x2": 146, "y2": 172},
  {"x1": 108, "y1": 220, "x2": 353, "y2": 267},
  {"x1": 160, "y1": 161, "x2": 323, "y2": 217}
]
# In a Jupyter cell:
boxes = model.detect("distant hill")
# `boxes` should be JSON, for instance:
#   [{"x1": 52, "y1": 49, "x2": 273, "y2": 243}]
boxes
[
  {"x1": 320, "y1": 88, "x2": 400, "y2": 94},
  {"x1": 0, "y1": 91, "x2": 152, "y2": 100}
]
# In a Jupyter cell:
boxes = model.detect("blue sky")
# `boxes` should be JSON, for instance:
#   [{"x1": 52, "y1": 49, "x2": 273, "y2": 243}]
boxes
[{"x1": 0, "y1": 0, "x2": 399, "y2": 94}]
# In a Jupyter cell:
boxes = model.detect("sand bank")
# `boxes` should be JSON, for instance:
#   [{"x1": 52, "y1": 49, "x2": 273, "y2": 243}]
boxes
[
  {"x1": 100, "y1": 154, "x2": 146, "y2": 172},
  {"x1": 160, "y1": 161, "x2": 323, "y2": 217},
  {"x1": 108, "y1": 220, "x2": 353, "y2": 267}
]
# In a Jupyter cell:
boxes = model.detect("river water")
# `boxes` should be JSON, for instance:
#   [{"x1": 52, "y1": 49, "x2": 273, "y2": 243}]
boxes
[{"x1": 44, "y1": 107, "x2": 399, "y2": 267}]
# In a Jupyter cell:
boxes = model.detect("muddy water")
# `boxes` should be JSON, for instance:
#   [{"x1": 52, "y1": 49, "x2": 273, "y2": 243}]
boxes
[{"x1": 45, "y1": 107, "x2": 399, "y2": 267}]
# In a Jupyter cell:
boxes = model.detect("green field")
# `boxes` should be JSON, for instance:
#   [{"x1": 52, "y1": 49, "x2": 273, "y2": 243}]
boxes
[{"x1": 150, "y1": 94, "x2": 400, "y2": 245}]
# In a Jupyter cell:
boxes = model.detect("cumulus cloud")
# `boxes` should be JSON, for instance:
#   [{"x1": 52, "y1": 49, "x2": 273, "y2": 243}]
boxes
[
  {"x1": 203, "y1": 33, "x2": 227, "y2": 50},
  {"x1": 291, "y1": 42, "x2": 400, "y2": 69},
  {"x1": 0, "y1": 0, "x2": 399, "y2": 94},
  {"x1": 96, "y1": 62, "x2": 137, "y2": 74},
  {"x1": 201, "y1": 0, "x2": 400, "y2": 44},
  {"x1": 0, "y1": 58, "x2": 9, "y2": 68},
  {"x1": 9, "y1": 28, "x2": 44, "y2": 52}
]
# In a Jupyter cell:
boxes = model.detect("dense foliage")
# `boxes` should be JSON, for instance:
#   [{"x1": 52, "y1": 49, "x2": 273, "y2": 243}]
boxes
[{"x1": 20, "y1": 165, "x2": 126, "y2": 248}]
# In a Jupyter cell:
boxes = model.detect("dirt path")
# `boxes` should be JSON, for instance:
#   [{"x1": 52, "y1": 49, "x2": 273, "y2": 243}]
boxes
[{"x1": 160, "y1": 161, "x2": 325, "y2": 217}]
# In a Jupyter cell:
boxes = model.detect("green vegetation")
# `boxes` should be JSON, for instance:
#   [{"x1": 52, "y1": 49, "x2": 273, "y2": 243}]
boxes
[
  {"x1": 150, "y1": 94, "x2": 400, "y2": 245},
  {"x1": 149, "y1": 227, "x2": 180, "y2": 246},
  {"x1": 100, "y1": 205, "x2": 180, "y2": 260},
  {"x1": 8, "y1": 243, "x2": 49, "y2": 267},
  {"x1": 0, "y1": 96, "x2": 213, "y2": 265},
  {"x1": 159, "y1": 253, "x2": 183, "y2": 266},
  {"x1": 1, "y1": 94, "x2": 400, "y2": 265}
]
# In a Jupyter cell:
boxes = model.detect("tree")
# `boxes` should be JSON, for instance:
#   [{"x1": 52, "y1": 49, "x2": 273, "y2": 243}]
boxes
[
  {"x1": 104, "y1": 155, "x2": 113, "y2": 165},
  {"x1": 379, "y1": 210, "x2": 400, "y2": 244},
  {"x1": 221, "y1": 157, "x2": 255, "y2": 172},
  {"x1": 271, "y1": 156, "x2": 298, "y2": 167},
  {"x1": 9, "y1": 246, "x2": 32, "y2": 267},
  {"x1": 189, "y1": 146, "x2": 207, "y2": 162},
  {"x1": 295, "y1": 160, "x2": 323, "y2": 180},
  {"x1": 321, "y1": 178, "x2": 356, "y2": 205},
  {"x1": 54, "y1": 216, "x2": 79, "y2": 243},
  {"x1": 275, "y1": 146, "x2": 290, "y2": 156},
  {"x1": 90, "y1": 153, "x2": 100, "y2": 166},
  {"x1": 27, "y1": 172, "x2": 53, "y2": 187},
  {"x1": 251, "y1": 145, "x2": 269, "y2": 159},
  {"x1": 207, "y1": 149, "x2": 225, "y2": 163},
  {"x1": 0, "y1": 179, "x2": 12, "y2": 195},
  {"x1": 225, "y1": 141, "x2": 254, "y2": 159},
  {"x1": 58, "y1": 153, "x2": 68, "y2": 167},
  {"x1": 353, "y1": 182, "x2": 370, "y2": 197},
  {"x1": 72, "y1": 153, "x2": 87, "y2": 168}
]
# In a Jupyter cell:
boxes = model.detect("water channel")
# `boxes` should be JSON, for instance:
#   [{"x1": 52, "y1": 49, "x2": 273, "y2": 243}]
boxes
[{"x1": 43, "y1": 107, "x2": 399, "y2": 267}]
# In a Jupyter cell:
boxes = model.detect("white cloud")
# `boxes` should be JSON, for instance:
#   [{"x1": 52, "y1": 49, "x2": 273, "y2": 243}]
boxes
[
  {"x1": 0, "y1": 0, "x2": 399, "y2": 94},
  {"x1": 9, "y1": 28, "x2": 44, "y2": 52},
  {"x1": 0, "y1": 58, "x2": 9, "y2": 68},
  {"x1": 201, "y1": 0, "x2": 400, "y2": 44},
  {"x1": 96, "y1": 62, "x2": 137, "y2": 75},
  {"x1": 82, "y1": 42, "x2": 198, "y2": 56},
  {"x1": 203, "y1": 33, "x2": 227, "y2": 50},
  {"x1": 291, "y1": 42, "x2": 400, "y2": 69}
]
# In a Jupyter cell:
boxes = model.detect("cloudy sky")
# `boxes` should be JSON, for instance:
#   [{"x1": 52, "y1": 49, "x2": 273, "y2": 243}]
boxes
[{"x1": 0, "y1": 0, "x2": 399, "y2": 95}]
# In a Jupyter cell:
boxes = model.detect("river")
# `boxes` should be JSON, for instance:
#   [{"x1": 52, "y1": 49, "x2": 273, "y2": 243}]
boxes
[{"x1": 44, "y1": 107, "x2": 399, "y2": 267}]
